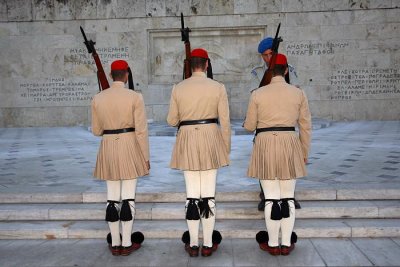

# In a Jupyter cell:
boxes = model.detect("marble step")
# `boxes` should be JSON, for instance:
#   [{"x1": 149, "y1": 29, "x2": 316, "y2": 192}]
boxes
[
  {"x1": 0, "y1": 218, "x2": 399, "y2": 240},
  {"x1": 1, "y1": 200, "x2": 399, "y2": 221},
  {"x1": 1, "y1": 188, "x2": 399, "y2": 204}
]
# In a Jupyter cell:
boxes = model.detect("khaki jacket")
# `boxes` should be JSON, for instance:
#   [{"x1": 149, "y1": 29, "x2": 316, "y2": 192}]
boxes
[
  {"x1": 244, "y1": 76, "x2": 311, "y2": 159},
  {"x1": 167, "y1": 72, "x2": 231, "y2": 153},
  {"x1": 92, "y1": 81, "x2": 149, "y2": 161}
]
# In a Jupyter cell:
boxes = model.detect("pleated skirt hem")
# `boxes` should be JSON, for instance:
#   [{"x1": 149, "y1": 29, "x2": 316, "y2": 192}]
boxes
[
  {"x1": 247, "y1": 132, "x2": 306, "y2": 180},
  {"x1": 93, "y1": 132, "x2": 149, "y2": 181},
  {"x1": 170, "y1": 124, "x2": 230, "y2": 171}
]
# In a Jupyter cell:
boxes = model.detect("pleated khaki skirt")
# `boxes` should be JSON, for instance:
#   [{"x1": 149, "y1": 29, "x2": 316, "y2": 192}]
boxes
[
  {"x1": 248, "y1": 131, "x2": 306, "y2": 180},
  {"x1": 170, "y1": 123, "x2": 229, "y2": 171},
  {"x1": 94, "y1": 132, "x2": 149, "y2": 180}
]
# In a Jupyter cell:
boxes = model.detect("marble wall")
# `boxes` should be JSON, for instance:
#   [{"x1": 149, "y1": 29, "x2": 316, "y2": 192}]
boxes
[{"x1": 0, "y1": 0, "x2": 399, "y2": 126}]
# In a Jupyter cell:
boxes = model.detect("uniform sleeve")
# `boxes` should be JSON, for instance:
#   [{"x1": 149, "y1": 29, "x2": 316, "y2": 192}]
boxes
[
  {"x1": 134, "y1": 94, "x2": 150, "y2": 161},
  {"x1": 91, "y1": 97, "x2": 102, "y2": 136},
  {"x1": 218, "y1": 84, "x2": 231, "y2": 154},
  {"x1": 243, "y1": 91, "x2": 258, "y2": 132},
  {"x1": 167, "y1": 85, "x2": 179, "y2": 127},
  {"x1": 298, "y1": 90, "x2": 312, "y2": 160}
]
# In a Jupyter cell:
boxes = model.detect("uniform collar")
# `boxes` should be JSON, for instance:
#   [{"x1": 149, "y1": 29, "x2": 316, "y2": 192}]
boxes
[
  {"x1": 112, "y1": 81, "x2": 125, "y2": 88},
  {"x1": 271, "y1": 76, "x2": 286, "y2": 83},
  {"x1": 192, "y1": 72, "x2": 206, "y2": 77}
]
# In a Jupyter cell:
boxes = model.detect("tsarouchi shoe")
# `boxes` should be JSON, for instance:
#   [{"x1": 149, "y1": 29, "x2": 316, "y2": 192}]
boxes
[
  {"x1": 185, "y1": 244, "x2": 199, "y2": 257},
  {"x1": 108, "y1": 245, "x2": 121, "y2": 256},
  {"x1": 259, "y1": 243, "x2": 281, "y2": 256},
  {"x1": 120, "y1": 243, "x2": 141, "y2": 256},
  {"x1": 281, "y1": 244, "x2": 295, "y2": 256},
  {"x1": 201, "y1": 243, "x2": 219, "y2": 257}
]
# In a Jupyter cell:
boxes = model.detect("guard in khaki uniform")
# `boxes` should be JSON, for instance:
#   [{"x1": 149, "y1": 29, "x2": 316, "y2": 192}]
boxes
[
  {"x1": 167, "y1": 48, "x2": 230, "y2": 257},
  {"x1": 92, "y1": 60, "x2": 149, "y2": 256},
  {"x1": 253, "y1": 37, "x2": 301, "y2": 211},
  {"x1": 244, "y1": 54, "x2": 311, "y2": 256}
]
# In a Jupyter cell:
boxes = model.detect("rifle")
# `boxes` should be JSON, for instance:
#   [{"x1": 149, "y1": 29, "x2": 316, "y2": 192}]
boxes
[
  {"x1": 180, "y1": 13, "x2": 192, "y2": 79},
  {"x1": 258, "y1": 23, "x2": 283, "y2": 87},
  {"x1": 80, "y1": 26, "x2": 110, "y2": 91}
]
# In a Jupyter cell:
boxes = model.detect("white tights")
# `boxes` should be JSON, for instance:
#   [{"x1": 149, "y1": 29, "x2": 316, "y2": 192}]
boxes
[
  {"x1": 184, "y1": 169, "x2": 217, "y2": 247},
  {"x1": 260, "y1": 179, "x2": 296, "y2": 247},
  {"x1": 106, "y1": 179, "x2": 137, "y2": 247}
]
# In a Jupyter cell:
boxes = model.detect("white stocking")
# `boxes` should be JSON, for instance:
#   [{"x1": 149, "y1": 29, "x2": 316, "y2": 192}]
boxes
[
  {"x1": 184, "y1": 171, "x2": 201, "y2": 247},
  {"x1": 280, "y1": 180, "x2": 296, "y2": 247},
  {"x1": 260, "y1": 179, "x2": 281, "y2": 247},
  {"x1": 121, "y1": 179, "x2": 137, "y2": 247},
  {"x1": 106, "y1": 180, "x2": 121, "y2": 247},
  {"x1": 199, "y1": 169, "x2": 217, "y2": 247}
]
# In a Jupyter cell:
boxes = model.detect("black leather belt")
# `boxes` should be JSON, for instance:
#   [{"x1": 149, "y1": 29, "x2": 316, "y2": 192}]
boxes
[
  {"x1": 103, "y1": 128, "x2": 135, "y2": 135},
  {"x1": 255, "y1": 127, "x2": 295, "y2": 136},
  {"x1": 178, "y1": 118, "x2": 218, "y2": 129}
]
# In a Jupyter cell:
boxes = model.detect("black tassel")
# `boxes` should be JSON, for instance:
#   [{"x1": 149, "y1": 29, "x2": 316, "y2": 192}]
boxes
[
  {"x1": 131, "y1": 231, "x2": 144, "y2": 244},
  {"x1": 182, "y1": 230, "x2": 190, "y2": 244},
  {"x1": 281, "y1": 199, "x2": 290, "y2": 218},
  {"x1": 281, "y1": 198, "x2": 295, "y2": 218},
  {"x1": 199, "y1": 197, "x2": 215, "y2": 219},
  {"x1": 207, "y1": 59, "x2": 213, "y2": 79},
  {"x1": 291, "y1": 232, "x2": 298, "y2": 244},
  {"x1": 212, "y1": 230, "x2": 222, "y2": 244},
  {"x1": 127, "y1": 67, "x2": 134, "y2": 90},
  {"x1": 265, "y1": 199, "x2": 282, "y2": 220},
  {"x1": 105, "y1": 200, "x2": 119, "y2": 222},
  {"x1": 186, "y1": 198, "x2": 200, "y2": 220},
  {"x1": 256, "y1": 231, "x2": 269, "y2": 244},
  {"x1": 120, "y1": 199, "x2": 134, "y2": 221}
]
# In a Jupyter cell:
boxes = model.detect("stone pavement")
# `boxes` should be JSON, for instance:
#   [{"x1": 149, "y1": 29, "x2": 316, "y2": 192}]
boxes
[
  {"x1": 1, "y1": 238, "x2": 400, "y2": 267},
  {"x1": 0, "y1": 119, "x2": 398, "y2": 195},
  {"x1": 1, "y1": 120, "x2": 400, "y2": 266}
]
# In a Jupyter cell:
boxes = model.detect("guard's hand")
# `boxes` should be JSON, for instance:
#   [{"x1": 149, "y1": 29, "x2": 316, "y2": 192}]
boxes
[
  {"x1": 304, "y1": 158, "x2": 308, "y2": 164},
  {"x1": 146, "y1": 161, "x2": 150, "y2": 170}
]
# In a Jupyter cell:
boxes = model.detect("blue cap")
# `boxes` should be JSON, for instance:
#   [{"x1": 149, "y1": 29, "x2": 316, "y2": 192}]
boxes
[{"x1": 258, "y1": 37, "x2": 273, "y2": 53}]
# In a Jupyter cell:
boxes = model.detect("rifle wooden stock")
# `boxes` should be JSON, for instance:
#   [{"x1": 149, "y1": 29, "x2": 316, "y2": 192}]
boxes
[
  {"x1": 80, "y1": 26, "x2": 110, "y2": 91},
  {"x1": 180, "y1": 13, "x2": 192, "y2": 79},
  {"x1": 92, "y1": 52, "x2": 110, "y2": 90},
  {"x1": 258, "y1": 23, "x2": 282, "y2": 88},
  {"x1": 183, "y1": 42, "x2": 192, "y2": 79},
  {"x1": 258, "y1": 52, "x2": 277, "y2": 87}
]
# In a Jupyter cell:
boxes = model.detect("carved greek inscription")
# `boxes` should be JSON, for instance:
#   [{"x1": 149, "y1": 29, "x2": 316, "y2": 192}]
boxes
[
  {"x1": 18, "y1": 77, "x2": 94, "y2": 106},
  {"x1": 329, "y1": 68, "x2": 400, "y2": 100},
  {"x1": 286, "y1": 41, "x2": 349, "y2": 56},
  {"x1": 65, "y1": 47, "x2": 130, "y2": 65}
]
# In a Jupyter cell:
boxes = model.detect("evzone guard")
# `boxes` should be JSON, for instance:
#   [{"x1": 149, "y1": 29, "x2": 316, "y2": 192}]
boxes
[
  {"x1": 167, "y1": 48, "x2": 231, "y2": 257},
  {"x1": 91, "y1": 60, "x2": 150, "y2": 256},
  {"x1": 244, "y1": 53, "x2": 312, "y2": 256}
]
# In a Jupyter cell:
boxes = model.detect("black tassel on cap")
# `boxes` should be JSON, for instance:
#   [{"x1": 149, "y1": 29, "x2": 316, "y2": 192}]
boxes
[
  {"x1": 182, "y1": 230, "x2": 190, "y2": 244},
  {"x1": 212, "y1": 230, "x2": 222, "y2": 244},
  {"x1": 265, "y1": 199, "x2": 282, "y2": 220},
  {"x1": 256, "y1": 231, "x2": 269, "y2": 244},
  {"x1": 105, "y1": 200, "x2": 120, "y2": 222},
  {"x1": 186, "y1": 198, "x2": 200, "y2": 220},
  {"x1": 207, "y1": 59, "x2": 213, "y2": 79},
  {"x1": 120, "y1": 199, "x2": 134, "y2": 221},
  {"x1": 199, "y1": 197, "x2": 215, "y2": 219},
  {"x1": 131, "y1": 231, "x2": 144, "y2": 244},
  {"x1": 127, "y1": 67, "x2": 134, "y2": 90}
]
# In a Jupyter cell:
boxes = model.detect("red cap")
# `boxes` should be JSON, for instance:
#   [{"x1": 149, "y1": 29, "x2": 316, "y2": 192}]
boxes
[
  {"x1": 275, "y1": 54, "x2": 287, "y2": 65},
  {"x1": 191, "y1": 48, "x2": 209, "y2": 59},
  {"x1": 111, "y1": 60, "x2": 129, "y2": 71}
]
